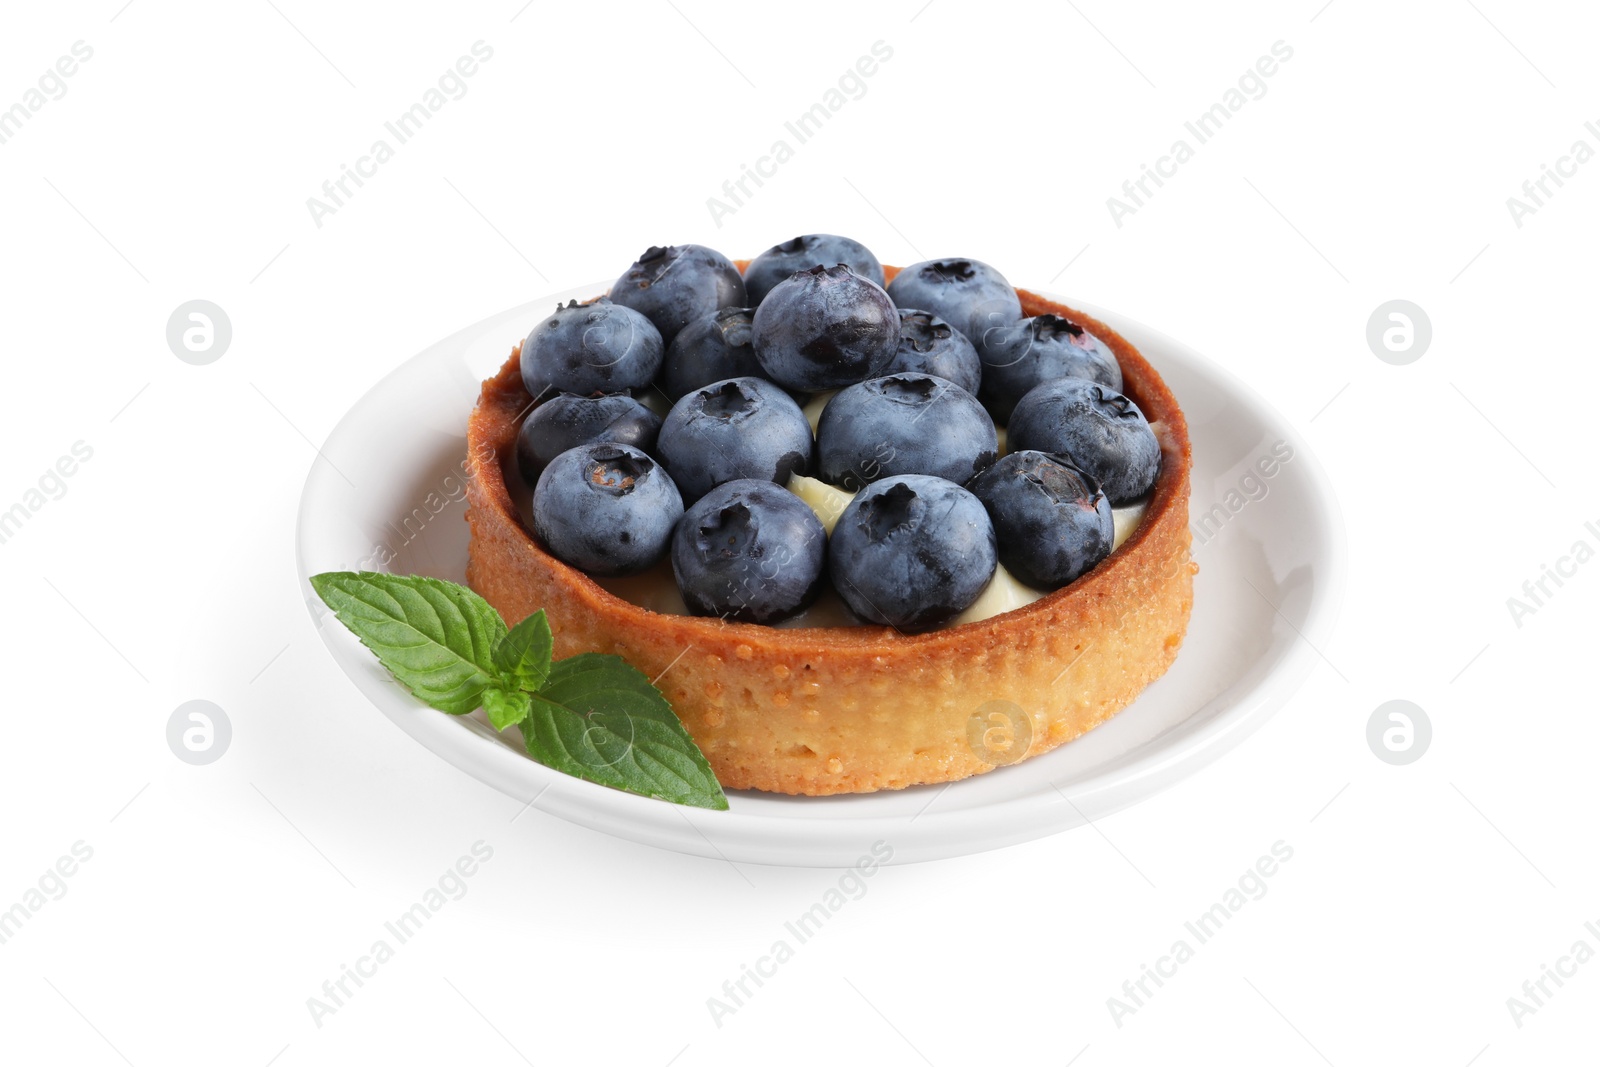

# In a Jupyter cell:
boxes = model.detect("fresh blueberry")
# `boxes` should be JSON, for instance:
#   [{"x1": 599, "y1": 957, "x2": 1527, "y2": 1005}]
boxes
[
  {"x1": 829, "y1": 475, "x2": 997, "y2": 632},
  {"x1": 743, "y1": 234, "x2": 885, "y2": 306},
  {"x1": 532, "y1": 443, "x2": 684, "y2": 576},
  {"x1": 671, "y1": 479, "x2": 827, "y2": 624},
  {"x1": 966, "y1": 451, "x2": 1114, "y2": 590},
  {"x1": 817, "y1": 373, "x2": 997, "y2": 490},
  {"x1": 751, "y1": 264, "x2": 900, "y2": 391},
  {"x1": 885, "y1": 258, "x2": 1021, "y2": 349},
  {"x1": 520, "y1": 299, "x2": 664, "y2": 400},
  {"x1": 658, "y1": 306, "x2": 763, "y2": 401},
  {"x1": 883, "y1": 309, "x2": 983, "y2": 395},
  {"x1": 608, "y1": 244, "x2": 746, "y2": 344},
  {"x1": 656, "y1": 377, "x2": 813, "y2": 502},
  {"x1": 515, "y1": 393, "x2": 662, "y2": 481},
  {"x1": 1007, "y1": 378, "x2": 1161, "y2": 505},
  {"x1": 976, "y1": 313, "x2": 1122, "y2": 423}
]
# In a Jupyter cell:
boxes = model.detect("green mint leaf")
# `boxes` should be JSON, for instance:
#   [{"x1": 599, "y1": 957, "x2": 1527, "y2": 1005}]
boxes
[
  {"x1": 519, "y1": 653, "x2": 729, "y2": 811},
  {"x1": 309, "y1": 572, "x2": 506, "y2": 715},
  {"x1": 311, "y1": 573, "x2": 728, "y2": 810},
  {"x1": 482, "y1": 686, "x2": 531, "y2": 731},
  {"x1": 492, "y1": 609, "x2": 553, "y2": 692}
]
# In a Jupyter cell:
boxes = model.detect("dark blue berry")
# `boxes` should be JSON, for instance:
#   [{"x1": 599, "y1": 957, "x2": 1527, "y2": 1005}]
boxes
[
  {"x1": 966, "y1": 451, "x2": 1114, "y2": 590},
  {"x1": 671, "y1": 479, "x2": 827, "y2": 624},
  {"x1": 659, "y1": 306, "x2": 763, "y2": 401},
  {"x1": 976, "y1": 313, "x2": 1122, "y2": 424},
  {"x1": 608, "y1": 244, "x2": 746, "y2": 344},
  {"x1": 828, "y1": 475, "x2": 997, "y2": 632},
  {"x1": 1007, "y1": 378, "x2": 1160, "y2": 505},
  {"x1": 885, "y1": 259, "x2": 1021, "y2": 349},
  {"x1": 743, "y1": 234, "x2": 884, "y2": 306},
  {"x1": 520, "y1": 299, "x2": 663, "y2": 400},
  {"x1": 656, "y1": 377, "x2": 813, "y2": 502},
  {"x1": 817, "y1": 373, "x2": 997, "y2": 491},
  {"x1": 883, "y1": 309, "x2": 983, "y2": 395},
  {"x1": 532, "y1": 443, "x2": 683, "y2": 576},
  {"x1": 751, "y1": 264, "x2": 900, "y2": 392},
  {"x1": 515, "y1": 393, "x2": 662, "y2": 481}
]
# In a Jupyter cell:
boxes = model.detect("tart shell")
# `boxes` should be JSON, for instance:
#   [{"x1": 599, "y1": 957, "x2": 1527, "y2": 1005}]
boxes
[{"x1": 465, "y1": 268, "x2": 1195, "y2": 796}]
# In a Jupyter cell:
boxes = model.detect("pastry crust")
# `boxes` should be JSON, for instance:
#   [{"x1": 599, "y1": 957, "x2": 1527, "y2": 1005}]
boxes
[{"x1": 465, "y1": 268, "x2": 1194, "y2": 795}]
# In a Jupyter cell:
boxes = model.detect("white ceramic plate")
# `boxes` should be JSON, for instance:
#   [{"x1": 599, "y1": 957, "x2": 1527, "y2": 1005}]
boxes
[{"x1": 296, "y1": 282, "x2": 1345, "y2": 867}]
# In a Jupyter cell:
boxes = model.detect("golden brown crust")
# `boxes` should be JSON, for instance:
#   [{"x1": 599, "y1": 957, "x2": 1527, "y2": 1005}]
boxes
[{"x1": 465, "y1": 267, "x2": 1194, "y2": 795}]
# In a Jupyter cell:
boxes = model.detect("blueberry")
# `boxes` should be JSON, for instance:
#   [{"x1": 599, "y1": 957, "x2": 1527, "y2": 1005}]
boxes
[
  {"x1": 658, "y1": 306, "x2": 763, "y2": 401},
  {"x1": 743, "y1": 234, "x2": 884, "y2": 306},
  {"x1": 817, "y1": 373, "x2": 997, "y2": 491},
  {"x1": 967, "y1": 451, "x2": 1114, "y2": 590},
  {"x1": 515, "y1": 393, "x2": 662, "y2": 481},
  {"x1": 883, "y1": 309, "x2": 983, "y2": 395},
  {"x1": 1007, "y1": 378, "x2": 1161, "y2": 505},
  {"x1": 751, "y1": 264, "x2": 900, "y2": 391},
  {"x1": 608, "y1": 244, "x2": 746, "y2": 344},
  {"x1": 885, "y1": 258, "x2": 1021, "y2": 349},
  {"x1": 520, "y1": 299, "x2": 664, "y2": 400},
  {"x1": 656, "y1": 377, "x2": 813, "y2": 502},
  {"x1": 976, "y1": 313, "x2": 1122, "y2": 423},
  {"x1": 532, "y1": 443, "x2": 683, "y2": 576},
  {"x1": 671, "y1": 479, "x2": 827, "y2": 624},
  {"x1": 829, "y1": 475, "x2": 997, "y2": 632}
]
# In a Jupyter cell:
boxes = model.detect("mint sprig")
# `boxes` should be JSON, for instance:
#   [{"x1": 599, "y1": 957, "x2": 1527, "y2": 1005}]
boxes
[
  {"x1": 310, "y1": 572, "x2": 728, "y2": 811},
  {"x1": 493, "y1": 609, "x2": 553, "y2": 692},
  {"x1": 523, "y1": 654, "x2": 726, "y2": 811},
  {"x1": 308, "y1": 572, "x2": 505, "y2": 715},
  {"x1": 481, "y1": 686, "x2": 532, "y2": 731}
]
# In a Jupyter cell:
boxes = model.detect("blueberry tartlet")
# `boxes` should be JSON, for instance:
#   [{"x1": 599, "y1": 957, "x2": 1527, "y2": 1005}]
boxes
[{"x1": 465, "y1": 242, "x2": 1194, "y2": 796}]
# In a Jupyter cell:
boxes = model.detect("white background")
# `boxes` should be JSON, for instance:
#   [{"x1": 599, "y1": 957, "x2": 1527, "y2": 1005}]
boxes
[{"x1": 2, "y1": 0, "x2": 1596, "y2": 1063}]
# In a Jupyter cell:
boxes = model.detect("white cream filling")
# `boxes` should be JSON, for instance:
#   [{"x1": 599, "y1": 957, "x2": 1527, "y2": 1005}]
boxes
[
  {"x1": 787, "y1": 473, "x2": 854, "y2": 535},
  {"x1": 951, "y1": 560, "x2": 1045, "y2": 626},
  {"x1": 801, "y1": 390, "x2": 837, "y2": 435},
  {"x1": 1112, "y1": 499, "x2": 1146, "y2": 550}
]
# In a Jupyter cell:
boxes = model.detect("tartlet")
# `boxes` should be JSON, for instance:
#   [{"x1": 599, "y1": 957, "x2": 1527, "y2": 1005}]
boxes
[{"x1": 465, "y1": 266, "x2": 1195, "y2": 796}]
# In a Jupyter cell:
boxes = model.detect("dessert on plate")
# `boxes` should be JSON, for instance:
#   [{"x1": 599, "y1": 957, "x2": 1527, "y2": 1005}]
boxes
[{"x1": 464, "y1": 237, "x2": 1194, "y2": 796}]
